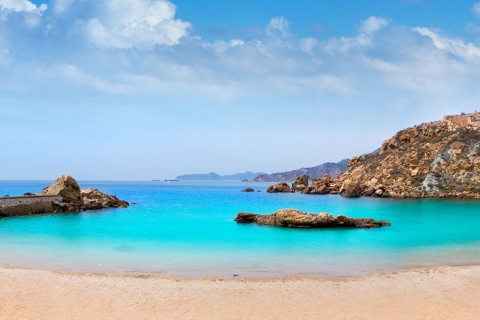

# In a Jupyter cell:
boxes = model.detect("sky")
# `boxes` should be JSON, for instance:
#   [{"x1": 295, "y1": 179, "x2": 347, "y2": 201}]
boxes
[{"x1": 1, "y1": 0, "x2": 480, "y2": 180}]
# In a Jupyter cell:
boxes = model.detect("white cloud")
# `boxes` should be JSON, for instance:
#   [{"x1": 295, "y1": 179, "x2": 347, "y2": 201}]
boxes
[
  {"x1": 266, "y1": 17, "x2": 290, "y2": 37},
  {"x1": 0, "y1": 0, "x2": 46, "y2": 13},
  {"x1": 57, "y1": 64, "x2": 130, "y2": 93},
  {"x1": 212, "y1": 39, "x2": 245, "y2": 55},
  {"x1": 300, "y1": 37, "x2": 318, "y2": 53},
  {"x1": 322, "y1": 17, "x2": 390, "y2": 54},
  {"x1": 81, "y1": 0, "x2": 190, "y2": 49},
  {"x1": 414, "y1": 27, "x2": 480, "y2": 60},
  {"x1": 1, "y1": 3, "x2": 480, "y2": 110},
  {"x1": 473, "y1": 2, "x2": 480, "y2": 17},
  {"x1": 53, "y1": 0, "x2": 74, "y2": 14},
  {"x1": 359, "y1": 16, "x2": 389, "y2": 34}
]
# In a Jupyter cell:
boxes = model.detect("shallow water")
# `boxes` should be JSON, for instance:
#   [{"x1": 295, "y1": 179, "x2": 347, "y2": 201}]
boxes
[{"x1": 1, "y1": 181, "x2": 480, "y2": 278}]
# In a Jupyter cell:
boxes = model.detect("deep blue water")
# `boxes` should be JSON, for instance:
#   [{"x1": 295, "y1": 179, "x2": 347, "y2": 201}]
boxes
[{"x1": 1, "y1": 180, "x2": 480, "y2": 278}]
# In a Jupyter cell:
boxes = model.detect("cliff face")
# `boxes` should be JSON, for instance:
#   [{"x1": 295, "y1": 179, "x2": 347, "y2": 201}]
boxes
[
  {"x1": 253, "y1": 160, "x2": 348, "y2": 182},
  {"x1": 333, "y1": 118, "x2": 480, "y2": 198}
]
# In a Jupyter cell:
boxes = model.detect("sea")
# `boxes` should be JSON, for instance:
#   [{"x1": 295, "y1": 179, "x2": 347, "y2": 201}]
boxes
[{"x1": 1, "y1": 180, "x2": 480, "y2": 278}]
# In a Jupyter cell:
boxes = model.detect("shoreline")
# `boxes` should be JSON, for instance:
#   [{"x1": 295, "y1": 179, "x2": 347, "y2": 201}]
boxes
[
  {"x1": 1, "y1": 264, "x2": 480, "y2": 319},
  {"x1": 3, "y1": 261, "x2": 480, "y2": 280},
  {"x1": 4, "y1": 258, "x2": 480, "y2": 280}
]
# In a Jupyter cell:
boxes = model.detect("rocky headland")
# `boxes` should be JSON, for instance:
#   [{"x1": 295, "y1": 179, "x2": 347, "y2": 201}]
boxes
[
  {"x1": 268, "y1": 112, "x2": 480, "y2": 199},
  {"x1": 0, "y1": 175, "x2": 129, "y2": 217},
  {"x1": 235, "y1": 209, "x2": 390, "y2": 228}
]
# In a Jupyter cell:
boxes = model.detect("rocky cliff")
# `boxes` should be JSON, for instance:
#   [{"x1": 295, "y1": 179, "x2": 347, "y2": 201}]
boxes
[
  {"x1": 300, "y1": 114, "x2": 480, "y2": 198},
  {"x1": 253, "y1": 160, "x2": 348, "y2": 182}
]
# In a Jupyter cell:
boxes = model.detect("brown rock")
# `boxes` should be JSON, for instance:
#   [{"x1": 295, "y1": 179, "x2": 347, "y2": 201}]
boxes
[
  {"x1": 81, "y1": 188, "x2": 129, "y2": 210},
  {"x1": 235, "y1": 209, "x2": 390, "y2": 228},
  {"x1": 303, "y1": 174, "x2": 333, "y2": 194},
  {"x1": 267, "y1": 182, "x2": 293, "y2": 193},
  {"x1": 241, "y1": 187, "x2": 255, "y2": 192},
  {"x1": 292, "y1": 174, "x2": 309, "y2": 192},
  {"x1": 38, "y1": 175, "x2": 129, "y2": 213},
  {"x1": 340, "y1": 179, "x2": 362, "y2": 198},
  {"x1": 39, "y1": 174, "x2": 83, "y2": 206}
]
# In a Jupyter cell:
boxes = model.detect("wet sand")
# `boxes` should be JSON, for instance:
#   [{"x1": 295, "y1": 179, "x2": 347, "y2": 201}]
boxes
[{"x1": 1, "y1": 265, "x2": 479, "y2": 319}]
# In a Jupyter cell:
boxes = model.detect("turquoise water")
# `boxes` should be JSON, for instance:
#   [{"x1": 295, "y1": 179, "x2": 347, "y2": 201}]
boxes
[{"x1": 1, "y1": 181, "x2": 480, "y2": 278}]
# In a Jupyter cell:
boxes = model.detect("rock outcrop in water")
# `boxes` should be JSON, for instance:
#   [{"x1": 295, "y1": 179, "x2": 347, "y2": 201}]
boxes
[
  {"x1": 80, "y1": 188, "x2": 129, "y2": 210},
  {"x1": 301, "y1": 174, "x2": 339, "y2": 195},
  {"x1": 267, "y1": 182, "x2": 293, "y2": 193},
  {"x1": 235, "y1": 209, "x2": 390, "y2": 228},
  {"x1": 1, "y1": 175, "x2": 129, "y2": 218},
  {"x1": 272, "y1": 112, "x2": 480, "y2": 199},
  {"x1": 21, "y1": 174, "x2": 129, "y2": 214},
  {"x1": 40, "y1": 174, "x2": 83, "y2": 208},
  {"x1": 292, "y1": 174, "x2": 309, "y2": 192}
]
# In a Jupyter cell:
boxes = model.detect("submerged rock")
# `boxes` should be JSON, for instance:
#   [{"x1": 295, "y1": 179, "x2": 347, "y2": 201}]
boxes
[{"x1": 235, "y1": 209, "x2": 390, "y2": 228}]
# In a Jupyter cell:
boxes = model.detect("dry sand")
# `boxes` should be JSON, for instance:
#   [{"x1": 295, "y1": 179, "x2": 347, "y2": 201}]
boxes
[{"x1": 1, "y1": 265, "x2": 480, "y2": 320}]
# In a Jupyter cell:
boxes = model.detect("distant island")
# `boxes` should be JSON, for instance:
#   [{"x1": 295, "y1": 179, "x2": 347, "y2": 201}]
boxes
[
  {"x1": 252, "y1": 160, "x2": 348, "y2": 182},
  {"x1": 176, "y1": 171, "x2": 266, "y2": 182}
]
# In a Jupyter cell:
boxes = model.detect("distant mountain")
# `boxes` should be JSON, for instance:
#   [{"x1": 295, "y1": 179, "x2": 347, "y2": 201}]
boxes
[
  {"x1": 252, "y1": 160, "x2": 349, "y2": 182},
  {"x1": 176, "y1": 171, "x2": 266, "y2": 182}
]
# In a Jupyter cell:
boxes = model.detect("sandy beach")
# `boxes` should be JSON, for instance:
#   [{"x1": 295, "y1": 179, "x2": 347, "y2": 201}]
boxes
[{"x1": 0, "y1": 265, "x2": 479, "y2": 320}]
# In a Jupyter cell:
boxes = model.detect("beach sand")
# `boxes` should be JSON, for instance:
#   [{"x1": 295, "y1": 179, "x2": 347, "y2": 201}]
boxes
[{"x1": 1, "y1": 266, "x2": 479, "y2": 319}]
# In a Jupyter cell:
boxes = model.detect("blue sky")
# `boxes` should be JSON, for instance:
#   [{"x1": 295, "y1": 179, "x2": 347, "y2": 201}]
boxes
[{"x1": 1, "y1": 0, "x2": 480, "y2": 180}]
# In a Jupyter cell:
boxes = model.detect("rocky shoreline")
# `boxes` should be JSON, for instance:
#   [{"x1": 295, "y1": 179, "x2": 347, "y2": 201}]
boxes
[
  {"x1": 235, "y1": 209, "x2": 390, "y2": 228},
  {"x1": 267, "y1": 112, "x2": 480, "y2": 199}
]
